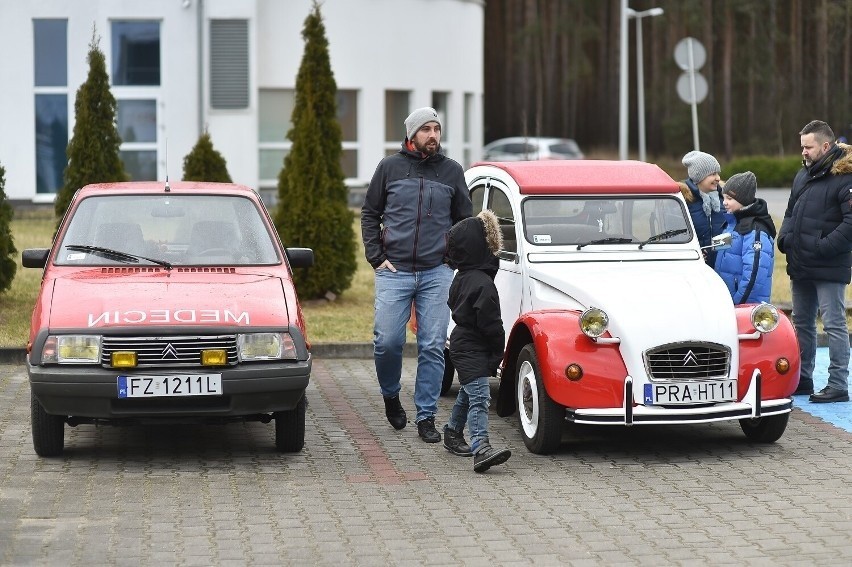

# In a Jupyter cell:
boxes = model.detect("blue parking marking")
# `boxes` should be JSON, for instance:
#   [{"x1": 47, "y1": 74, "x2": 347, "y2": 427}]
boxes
[{"x1": 792, "y1": 348, "x2": 852, "y2": 432}]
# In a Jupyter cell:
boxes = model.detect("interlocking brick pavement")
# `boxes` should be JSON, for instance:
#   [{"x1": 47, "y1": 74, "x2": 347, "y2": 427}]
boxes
[{"x1": 1, "y1": 357, "x2": 851, "y2": 566}]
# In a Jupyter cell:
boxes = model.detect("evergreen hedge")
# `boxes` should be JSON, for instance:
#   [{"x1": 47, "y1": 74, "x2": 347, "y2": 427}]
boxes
[
  {"x1": 182, "y1": 132, "x2": 232, "y2": 183},
  {"x1": 721, "y1": 156, "x2": 803, "y2": 188},
  {"x1": 274, "y1": 2, "x2": 356, "y2": 299},
  {"x1": 0, "y1": 163, "x2": 16, "y2": 293},
  {"x1": 55, "y1": 29, "x2": 126, "y2": 224}
]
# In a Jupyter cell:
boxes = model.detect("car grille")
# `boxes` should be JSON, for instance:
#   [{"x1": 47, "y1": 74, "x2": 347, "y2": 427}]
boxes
[
  {"x1": 644, "y1": 342, "x2": 731, "y2": 381},
  {"x1": 101, "y1": 335, "x2": 238, "y2": 368}
]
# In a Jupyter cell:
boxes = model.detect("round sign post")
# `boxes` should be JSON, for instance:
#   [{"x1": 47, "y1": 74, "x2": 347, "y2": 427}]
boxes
[{"x1": 674, "y1": 37, "x2": 706, "y2": 150}]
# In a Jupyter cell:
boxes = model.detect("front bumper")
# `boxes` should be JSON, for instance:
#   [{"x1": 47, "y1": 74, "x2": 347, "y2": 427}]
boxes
[
  {"x1": 28, "y1": 357, "x2": 311, "y2": 419},
  {"x1": 565, "y1": 369, "x2": 793, "y2": 425}
]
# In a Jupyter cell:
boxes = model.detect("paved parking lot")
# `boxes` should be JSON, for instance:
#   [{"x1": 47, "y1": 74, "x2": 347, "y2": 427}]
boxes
[{"x1": 1, "y1": 357, "x2": 851, "y2": 566}]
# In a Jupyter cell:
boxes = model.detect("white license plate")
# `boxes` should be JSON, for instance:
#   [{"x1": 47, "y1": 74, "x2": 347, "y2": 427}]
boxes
[
  {"x1": 117, "y1": 374, "x2": 222, "y2": 398},
  {"x1": 644, "y1": 380, "x2": 736, "y2": 405}
]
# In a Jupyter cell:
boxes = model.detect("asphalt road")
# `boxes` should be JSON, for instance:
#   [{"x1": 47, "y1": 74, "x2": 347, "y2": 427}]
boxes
[{"x1": 2, "y1": 357, "x2": 851, "y2": 566}]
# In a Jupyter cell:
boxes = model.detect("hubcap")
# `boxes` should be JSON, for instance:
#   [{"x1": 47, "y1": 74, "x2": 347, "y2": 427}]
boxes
[{"x1": 517, "y1": 360, "x2": 539, "y2": 438}]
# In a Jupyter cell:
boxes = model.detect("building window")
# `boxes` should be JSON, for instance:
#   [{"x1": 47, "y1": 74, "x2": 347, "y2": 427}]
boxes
[
  {"x1": 431, "y1": 91, "x2": 449, "y2": 143},
  {"x1": 112, "y1": 21, "x2": 160, "y2": 86},
  {"x1": 210, "y1": 20, "x2": 249, "y2": 109},
  {"x1": 338, "y1": 89, "x2": 358, "y2": 179},
  {"x1": 34, "y1": 19, "x2": 68, "y2": 195},
  {"x1": 117, "y1": 99, "x2": 157, "y2": 181},
  {"x1": 463, "y1": 93, "x2": 474, "y2": 168},
  {"x1": 385, "y1": 90, "x2": 410, "y2": 149}
]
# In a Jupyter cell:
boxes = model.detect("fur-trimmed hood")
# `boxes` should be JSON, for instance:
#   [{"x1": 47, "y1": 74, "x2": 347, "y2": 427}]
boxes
[
  {"x1": 831, "y1": 142, "x2": 852, "y2": 175},
  {"x1": 446, "y1": 209, "x2": 502, "y2": 274}
]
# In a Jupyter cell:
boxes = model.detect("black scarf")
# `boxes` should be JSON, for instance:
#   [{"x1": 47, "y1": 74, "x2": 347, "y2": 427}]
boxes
[{"x1": 806, "y1": 143, "x2": 842, "y2": 177}]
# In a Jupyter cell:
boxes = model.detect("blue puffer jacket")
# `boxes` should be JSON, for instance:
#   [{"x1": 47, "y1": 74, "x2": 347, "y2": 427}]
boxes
[
  {"x1": 679, "y1": 179, "x2": 726, "y2": 266},
  {"x1": 713, "y1": 198, "x2": 777, "y2": 304}
]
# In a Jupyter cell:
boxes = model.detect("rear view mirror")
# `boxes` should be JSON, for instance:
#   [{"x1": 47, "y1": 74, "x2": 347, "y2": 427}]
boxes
[
  {"x1": 22, "y1": 248, "x2": 50, "y2": 268},
  {"x1": 286, "y1": 248, "x2": 314, "y2": 268},
  {"x1": 705, "y1": 232, "x2": 732, "y2": 251}
]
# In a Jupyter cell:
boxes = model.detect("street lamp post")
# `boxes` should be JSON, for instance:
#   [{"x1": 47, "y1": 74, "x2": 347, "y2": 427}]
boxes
[{"x1": 629, "y1": 7, "x2": 664, "y2": 162}]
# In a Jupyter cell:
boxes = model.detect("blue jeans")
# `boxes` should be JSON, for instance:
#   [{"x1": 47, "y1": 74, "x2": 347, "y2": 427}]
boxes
[
  {"x1": 791, "y1": 279, "x2": 850, "y2": 392},
  {"x1": 447, "y1": 377, "x2": 491, "y2": 449},
  {"x1": 373, "y1": 264, "x2": 453, "y2": 422}
]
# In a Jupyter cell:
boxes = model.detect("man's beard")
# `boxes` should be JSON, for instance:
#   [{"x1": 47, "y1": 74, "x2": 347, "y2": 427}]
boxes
[
  {"x1": 804, "y1": 148, "x2": 825, "y2": 167},
  {"x1": 413, "y1": 138, "x2": 439, "y2": 156}
]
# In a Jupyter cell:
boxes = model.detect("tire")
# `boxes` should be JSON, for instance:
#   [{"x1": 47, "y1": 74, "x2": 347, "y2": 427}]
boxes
[
  {"x1": 739, "y1": 412, "x2": 789, "y2": 443},
  {"x1": 274, "y1": 394, "x2": 307, "y2": 452},
  {"x1": 440, "y1": 348, "x2": 455, "y2": 396},
  {"x1": 31, "y1": 392, "x2": 65, "y2": 457},
  {"x1": 516, "y1": 344, "x2": 563, "y2": 454}
]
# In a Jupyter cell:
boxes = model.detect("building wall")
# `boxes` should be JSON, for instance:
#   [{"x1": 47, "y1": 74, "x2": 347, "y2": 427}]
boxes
[{"x1": 0, "y1": 0, "x2": 484, "y2": 203}]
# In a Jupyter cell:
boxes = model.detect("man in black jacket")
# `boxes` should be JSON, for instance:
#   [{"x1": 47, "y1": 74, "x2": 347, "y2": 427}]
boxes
[
  {"x1": 361, "y1": 107, "x2": 472, "y2": 441},
  {"x1": 778, "y1": 120, "x2": 852, "y2": 403}
]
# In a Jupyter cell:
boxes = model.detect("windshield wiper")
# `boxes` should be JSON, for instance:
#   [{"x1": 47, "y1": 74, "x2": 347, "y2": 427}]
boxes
[
  {"x1": 576, "y1": 237, "x2": 633, "y2": 250},
  {"x1": 638, "y1": 228, "x2": 688, "y2": 249},
  {"x1": 65, "y1": 245, "x2": 173, "y2": 270}
]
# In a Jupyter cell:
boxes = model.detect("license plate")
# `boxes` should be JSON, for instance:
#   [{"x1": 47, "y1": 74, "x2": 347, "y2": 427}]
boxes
[
  {"x1": 117, "y1": 374, "x2": 222, "y2": 398},
  {"x1": 643, "y1": 380, "x2": 736, "y2": 405}
]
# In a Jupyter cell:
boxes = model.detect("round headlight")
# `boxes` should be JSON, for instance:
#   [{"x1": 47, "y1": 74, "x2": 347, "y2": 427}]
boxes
[
  {"x1": 579, "y1": 307, "x2": 609, "y2": 338},
  {"x1": 751, "y1": 303, "x2": 779, "y2": 334}
]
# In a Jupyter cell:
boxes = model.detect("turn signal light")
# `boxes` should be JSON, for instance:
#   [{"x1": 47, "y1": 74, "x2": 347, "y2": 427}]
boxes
[
  {"x1": 775, "y1": 357, "x2": 790, "y2": 374},
  {"x1": 111, "y1": 351, "x2": 138, "y2": 368},
  {"x1": 201, "y1": 349, "x2": 228, "y2": 366},
  {"x1": 565, "y1": 363, "x2": 583, "y2": 381}
]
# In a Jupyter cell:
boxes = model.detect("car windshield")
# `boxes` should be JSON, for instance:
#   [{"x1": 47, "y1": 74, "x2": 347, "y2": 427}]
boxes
[
  {"x1": 522, "y1": 196, "x2": 692, "y2": 246},
  {"x1": 55, "y1": 194, "x2": 281, "y2": 266}
]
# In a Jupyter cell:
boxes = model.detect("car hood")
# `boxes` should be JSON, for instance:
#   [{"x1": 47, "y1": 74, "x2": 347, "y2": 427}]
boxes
[
  {"x1": 47, "y1": 270, "x2": 289, "y2": 330},
  {"x1": 526, "y1": 260, "x2": 738, "y2": 347}
]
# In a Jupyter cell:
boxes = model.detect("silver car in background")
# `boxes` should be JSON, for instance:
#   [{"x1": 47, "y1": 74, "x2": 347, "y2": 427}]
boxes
[{"x1": 482, "y1": 136, "x2": 584, "y2": 161}]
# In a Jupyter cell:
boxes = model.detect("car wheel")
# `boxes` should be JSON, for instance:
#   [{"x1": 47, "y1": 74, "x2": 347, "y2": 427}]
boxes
[
  {"x1": 739, "y1": 413, "x2": 789, "y2": 443},
  {"x1": 274, "y1": 394, "x2": 306, "y2": 452},
  {"x1": 516, "y1": 344, "x2": 563, "y2": 454},
  {"x1": 441, "y1": 348, "x2": 455, "y2": 396},
  {"x1": 31, "y1": 392, "x2": 65, "y2": 457}
]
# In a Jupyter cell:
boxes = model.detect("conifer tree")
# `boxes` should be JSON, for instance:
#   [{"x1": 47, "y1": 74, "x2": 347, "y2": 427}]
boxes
[
  {"x1": 182, "y1": 131, "x2": 233, "y2": 183},
  {"x1": 274, "y1": 1, "x2": 356, "y2": 299},
  {"x1": 55, "y1": 28, "x2": 126, "y2": 223},
  {"x1": 0, "y1": 163, "x2": 16, "y2": 293}
]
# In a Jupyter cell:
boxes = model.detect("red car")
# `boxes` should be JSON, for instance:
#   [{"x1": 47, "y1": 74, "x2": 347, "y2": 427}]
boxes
[{"x1": 23, "y1": 182, "x2": 313, "y2": 457}]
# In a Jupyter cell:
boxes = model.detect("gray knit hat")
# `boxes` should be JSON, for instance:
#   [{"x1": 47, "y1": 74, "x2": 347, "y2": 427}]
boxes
[
  {"x1": 404, "y1": 107, "x2": 441, "y2": 140},
  {"x1": 682, "y1": 150, "x2": 721, "y2": 184},
  {"x1": 723, "y1": 171, "x2": 757, "y2": 206}
]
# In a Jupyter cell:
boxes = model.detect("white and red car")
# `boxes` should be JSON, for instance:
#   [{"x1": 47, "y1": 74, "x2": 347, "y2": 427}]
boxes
[
  {"x1": 23, "y1": 182, "x2": 313, "y2": 457},
  {"x1": 444, "y1": 160, "x2": 800, "y2": 454}
]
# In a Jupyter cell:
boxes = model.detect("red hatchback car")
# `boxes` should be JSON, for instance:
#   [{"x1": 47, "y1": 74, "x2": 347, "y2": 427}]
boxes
[{"x1": 23, "y1": 182, "x2": 313, "y2": 457}]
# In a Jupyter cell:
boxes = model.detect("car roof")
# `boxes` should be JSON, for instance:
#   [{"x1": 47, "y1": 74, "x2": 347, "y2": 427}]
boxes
[
  {"x1": 75, "y1": 181, "x2": 260, "y2": 198},
  {"x1": 469, "y1": 160, "x2": 679, "y2": 195}
]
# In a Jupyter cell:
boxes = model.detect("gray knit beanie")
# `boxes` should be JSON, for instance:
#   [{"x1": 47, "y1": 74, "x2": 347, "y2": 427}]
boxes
[
  {"x1": 682, "y1": 150, "x2": 721, "y2": 184},
  {"x1": 723, "y1": 171, "x2": 757, "y2": 206},
  {"x1": 404, "y1": 107, "x2": 441, "y2": 140}
]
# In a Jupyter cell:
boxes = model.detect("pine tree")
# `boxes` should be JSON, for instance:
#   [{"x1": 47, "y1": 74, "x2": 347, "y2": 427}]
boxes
[
  {"x1": 274, "y1": 1, "x2": 356, "y2": 299},
  {"x1": 55, "y1": 28, "x2": 126, "y2": 223},
  {"x1": 0, "y1": 163, "x2": 17, "y2": 293},
  {"x1": 182, "y1": 131, "x2": 233, "y2": 183}
]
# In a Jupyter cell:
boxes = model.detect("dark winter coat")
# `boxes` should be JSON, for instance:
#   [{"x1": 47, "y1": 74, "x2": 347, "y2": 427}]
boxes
[
  {"x1": 361, "y1": 142, "x2": 472, "y2": 272},
  {"x1": 447, "y1": 210, "x2": 505, "y2": 385},
  {"x1": 777, "y1": 143, "x2": 852, "y2": 283},
  {"x1": 713, "y1": 198, "x2": 776, "y2": 304},
  {"x1": 679, "y1": 179, "x2": 727, "y2": 266}
]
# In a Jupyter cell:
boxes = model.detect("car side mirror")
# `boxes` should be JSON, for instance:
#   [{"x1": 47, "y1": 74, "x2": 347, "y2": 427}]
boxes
[
  {"x1": 703, "y1": 232, "x2": 732, "y2": 251},
  {"x1": 286, "y1": 247, "x2": 314, "y2": 268},
  {"x1": 22, "y1": 248, "x2": 50, "y2": 268}
]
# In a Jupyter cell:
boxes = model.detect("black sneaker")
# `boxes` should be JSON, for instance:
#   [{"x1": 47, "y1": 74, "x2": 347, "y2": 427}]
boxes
[
  {"x1": 383, "y1": 395, "x2": 407, "y2": 430},
  {"x1": 473, "y1": 442, "x2": 511, "y2": 473},
  {"x1": 417, "y1": 417, "x2": 441, "y2": 443},
  {"x1": 443, "y1": 425, "x2": 472, "y2": 456}
]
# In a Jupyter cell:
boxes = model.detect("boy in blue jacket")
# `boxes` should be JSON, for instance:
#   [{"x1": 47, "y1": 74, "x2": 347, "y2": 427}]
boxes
[
  {"x1": 714, "y1": 171, "x2": 776, "y2": 304},
  {"x1": 444, "y1": 210, "x2": 511, "y2": 473}
]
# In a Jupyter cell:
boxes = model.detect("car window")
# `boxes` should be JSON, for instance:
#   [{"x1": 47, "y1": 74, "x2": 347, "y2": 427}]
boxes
[
  {"x1": 522, "y1": 196, "x2": 690, "y2": 245},
  {"x1": 55, "y1": 194, "x2": 281, "y2": 266},
  {"x1": 469, "y1": 185, "x2": 486, "y2": 213},
  {"x1": 549, "y1": 141, "x2": 580, "y2": 156},
  {"x1": 488, "y1": 188, "x2": 516, "y2": 253}
]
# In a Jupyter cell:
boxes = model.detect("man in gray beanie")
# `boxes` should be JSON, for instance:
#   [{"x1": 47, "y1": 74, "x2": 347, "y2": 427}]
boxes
[
  {"x1": 678, "y1": 150, "x2": 725, "y2": 266},
  {"x1": 361, "y1": 107, "x2": 472, "y2": 443}
]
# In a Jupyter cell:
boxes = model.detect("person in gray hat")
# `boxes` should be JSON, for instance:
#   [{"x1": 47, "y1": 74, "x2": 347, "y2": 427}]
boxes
[
  {"x1": 778, "y1": 120, "x2": 852, "y2": 402},
  {"x1": 678, "y1": 150, "x2": 725, "y2": 266},
  {"x1": 713, "y1": 171, "x2": 776, "y2": 305},
  {"x1": 361, "y1": 107, "x2": 472, "y2": 442}
]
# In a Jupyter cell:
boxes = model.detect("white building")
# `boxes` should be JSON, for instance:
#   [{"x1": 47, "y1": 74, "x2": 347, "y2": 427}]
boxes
[{"x1": 0, "y1": 0, "x2": 484, "y2": 205}]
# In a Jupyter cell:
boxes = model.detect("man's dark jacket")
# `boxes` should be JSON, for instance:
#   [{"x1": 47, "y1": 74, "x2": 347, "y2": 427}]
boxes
[
  {"x1": 778, "y1": 143, "x2": 852, "y2": 283},
  {"x1": 446, "y1": 211, "x2": 505, "y2": 385},
  {"x1": 361, "y1": 143, "x2": 471, "y2": 272}
]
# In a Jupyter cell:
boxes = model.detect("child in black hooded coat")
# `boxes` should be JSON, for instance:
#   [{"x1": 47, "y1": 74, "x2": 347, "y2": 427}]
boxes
[{"x1": 443, "y1": 210, "x2": 511, "y2": 473}]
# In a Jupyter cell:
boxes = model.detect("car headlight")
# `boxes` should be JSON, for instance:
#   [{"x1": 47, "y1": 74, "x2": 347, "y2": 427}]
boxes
[
  {"x1": 238, "y1": 332, "x2": 298, "y2": 361},
  {"x1": 751, "y1": 303, "x2": 779, "y2": 333},
  {"x1": 42, "y1": 335, "x2": 101, "y2": 364},
  {"x1": 579, "y1": 307, "x2": 609, "y2": 339}
]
